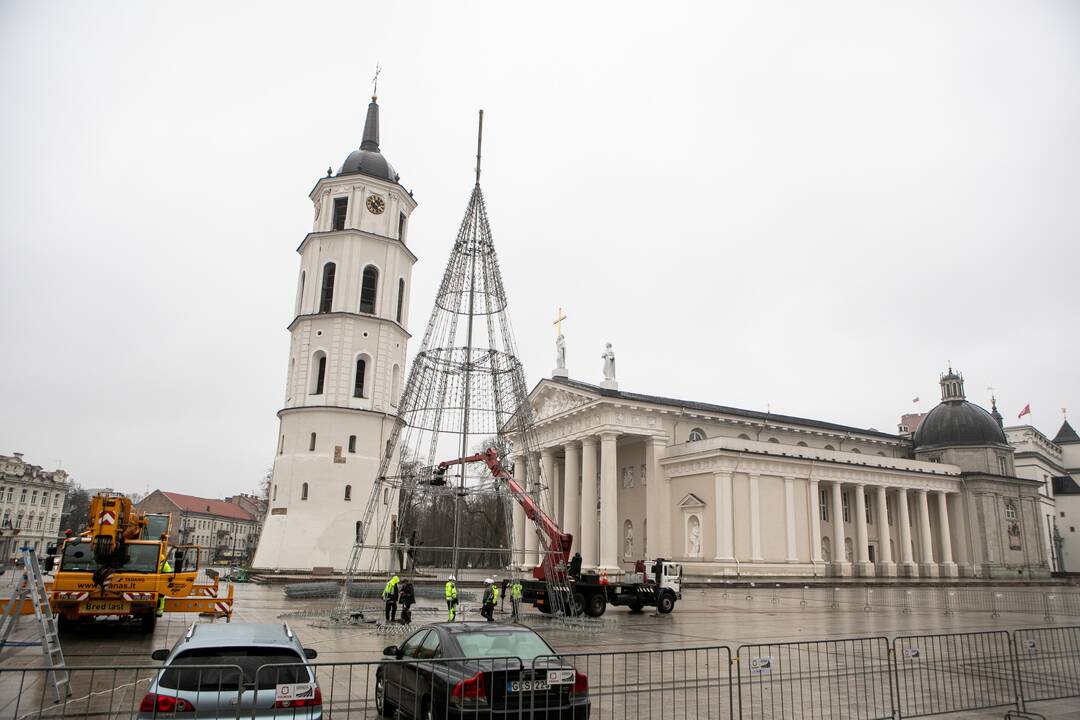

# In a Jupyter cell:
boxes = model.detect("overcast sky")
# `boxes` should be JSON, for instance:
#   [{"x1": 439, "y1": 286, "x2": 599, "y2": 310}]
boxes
[{"x1": 2, "y1": 1, "x2": 1078, "y2": 497}]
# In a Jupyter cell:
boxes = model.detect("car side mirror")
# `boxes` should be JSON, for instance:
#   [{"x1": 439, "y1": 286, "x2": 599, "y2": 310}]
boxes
[
  {"x1": 151, "y1": 649, "x2": 170, "y2": 662},
  {"x1": 383, "y1": 645, "x2": 399, "y2": 658},
  {"x1": 304, "y1": 647, "x2": 318, "y2": 659}
]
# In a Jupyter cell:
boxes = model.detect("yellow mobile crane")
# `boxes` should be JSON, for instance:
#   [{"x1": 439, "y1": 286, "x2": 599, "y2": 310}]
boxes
[{"x1": 4, "y1": 494, "x2": 233, "y2": 633}]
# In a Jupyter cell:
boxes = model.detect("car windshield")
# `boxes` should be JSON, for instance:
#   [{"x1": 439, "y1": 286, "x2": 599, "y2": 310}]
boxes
[
  {"x1": 60, "y1": 541, "x2": 161, "y2": 573},
  {"x1": 160, "y1": 647, "x2": 308, "y2": 691},
  {"x1": 453, "y1": 631, "x2": 555, "y2": 661}
]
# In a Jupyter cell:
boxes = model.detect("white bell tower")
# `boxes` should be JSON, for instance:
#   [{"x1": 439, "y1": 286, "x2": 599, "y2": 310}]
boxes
[{"x1": 253, "y1": 95, "x2": 417, "y2": 571}]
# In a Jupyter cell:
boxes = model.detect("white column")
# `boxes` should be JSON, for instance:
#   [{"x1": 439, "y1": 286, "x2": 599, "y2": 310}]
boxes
[
  {"x1": 748, "y1": 473, "x2": 763, "y2": 561},
  {"x1": 511, "y1": 453, "x2": 526, "y2": 570},
  {"x1": 948, "y1": 492, "x2": 972, "y2": 576},
  {"x1": 853, "y1": 484, "x2": 872, "y2": 576},
  {"x1": 784, "y1": 476, "x2": 798, "y2": 562},
  {"x1": 524, "y1": 452, "x2": 540, "y2": 567},
  {"x1": 831, "y1": 482, "x2": 849, "y2": 575},
  {"x1": 917, "y1": 489, "x2": 937, "y2": 577},
  {"x1": 539, "y1": 448, "x2": 556, "y2": 569},
  {"x1": 714, "y1": 471, "x2": 734, "y2": 561},
  {"x1": 809, "y1": 479, "x2": 823, "y2": 563},
  {"x1": 562, "y1": 442, "x2": 581, "y2": 556},
  {"x1": 579, "y1": 438, "x2": 598, "y2": 569},
  {"x1": 875, "y1": 486, "x2": 895, "y2": 576},
  {"x1": 599, "y1": 432, "x2": 620, "y2": 572},
  {"x1": 896, "y1": 487, "x2": 915, "y2": 576},
  {"x1": 644, "y1": 437, "x2": 668, "y2": 558},
  {"x1": 936, "y1": 491, "x2": 957, "y2": 577},
  {"x1": 552, "y1": 457, "x2": 563, "y2": 527}
]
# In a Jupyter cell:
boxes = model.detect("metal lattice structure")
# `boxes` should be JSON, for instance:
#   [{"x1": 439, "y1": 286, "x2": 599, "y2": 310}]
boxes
[{"x1": 338, "y1": 112, "x2": 574, "y2": 618}]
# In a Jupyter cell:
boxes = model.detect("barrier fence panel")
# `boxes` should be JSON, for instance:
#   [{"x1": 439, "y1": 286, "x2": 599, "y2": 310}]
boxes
[
  {"x1": 0, "y1": 663, "x2": 243, "y2": 719},
  {"x1": 893, "y1": 630, "x2": 1019, "y2": 718},
  {"x1": 533, "y1": 646, "x2": 734, "y2": 720},
  {"x1": 1012, "y1": 626, "x2": 1080, "y2": 709},
  {"x1": 736, "y1": 637, "x2": 893, "y2": 720}
]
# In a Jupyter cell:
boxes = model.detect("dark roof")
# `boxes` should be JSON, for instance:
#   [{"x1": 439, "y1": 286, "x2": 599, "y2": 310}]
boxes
[
  {"x1": 1053, "y1": 420, "x2": 1080, "y2": 445},
  {"x1": 546, "y1": 378, "x2": 900, "y2": 440},
  {"x1": 338, "y1": 98, "x2": 399, "y2": 182},
  {"x1": 1052, "y1": 475, "x2": 1080, "y2": 494},
  {"x1": 913, "y1": 399, "x2": 1008, "y2": 450},
  {"x1": 161, "y1": 491, "x2": 255, "y2": 521}
]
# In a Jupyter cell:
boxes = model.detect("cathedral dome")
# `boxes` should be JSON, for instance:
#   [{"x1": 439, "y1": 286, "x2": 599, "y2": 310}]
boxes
[
  {"x1": 337, "y1": 97, "x2": 400, "y2": 183},
  {"x1": 913, "y1": 369, "x2": 1008, "y2": 450}
]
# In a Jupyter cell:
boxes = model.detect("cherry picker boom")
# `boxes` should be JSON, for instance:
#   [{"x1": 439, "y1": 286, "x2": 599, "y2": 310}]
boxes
[{"x1": 436, "y1": 448, "x2": 682, "y2": 618}]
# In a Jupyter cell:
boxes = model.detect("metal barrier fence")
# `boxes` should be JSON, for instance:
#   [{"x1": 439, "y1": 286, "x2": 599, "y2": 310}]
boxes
[
  {"x1": 736, "y1": 637, "x2": 894, "y2": 719},
  {"x1": 0, "y1": 630, "x2": 1075, "y2": 718}
]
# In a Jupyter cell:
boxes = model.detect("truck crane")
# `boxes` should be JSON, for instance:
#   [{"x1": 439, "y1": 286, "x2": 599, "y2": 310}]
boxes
[
  {"x1": 4, "y1": 493, "x2": 234, "y2": 633},
  {"x1": 435, "y1": 448, "x2": 681, "y2": 618}
]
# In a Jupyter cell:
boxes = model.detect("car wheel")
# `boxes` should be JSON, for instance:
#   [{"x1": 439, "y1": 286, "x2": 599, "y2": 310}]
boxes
[
  {"x1": 628, "y1": 601, "x2": 644, "y2": 614},
  {"x1": 139, "y1": 613, "x2": 157, "y2": 634},
  {"x1": 421, "y1": 696, "x2": 435, "y2": 720},
  {"x1": 375, "y1": 671, "x2": 396, "y2": 718},
  {"x1": 572, "y1": 592, "x2": 586, "y2": 616},
  {"x1": 586, "y1": 593, "x2": 606, "y2": 618},
  {"x1": 56, "y1": 614, "x2": 74, "y2": 635},
  {"x1": 657, "y1": 592, "x2": 675, "y2": 614}
]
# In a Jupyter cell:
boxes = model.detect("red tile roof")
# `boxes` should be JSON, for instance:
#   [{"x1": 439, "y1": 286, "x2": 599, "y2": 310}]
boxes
[{"x1": 161, "y1": 492, "x2": 255, "y2": 521}]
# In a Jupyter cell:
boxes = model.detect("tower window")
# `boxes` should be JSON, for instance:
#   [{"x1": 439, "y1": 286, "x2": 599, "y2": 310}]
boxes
[
  {"x1": 391, "y1": 364, "x2": 401, "y2": 406},
  {"x1": 311, "y1": 351, "x2": 327, "y2": 395},
  {"x1": 348, "y1": 435, "x2": 356, "y2": 453},
  {"x1": 332, "y1": 197, "x2": 348, "y2": 230},
  {"x1": 396, "y1": 278, "x2": 406, "y2": 324},
  {"x1": 354, "y1": 357, "x2": 368, "y2": 398},
  {"x1": 999, "y1": 456, "x2": 1008, "y2": 475},
  {"x1": 355, "y1": 521, "x2": 363, "y2": 542},
  {"x1": 398, "y1": 212, "x2": 407, "y2": 241},
  {"x1": 272, "y1": 485, "x2": 277, "y2": 501},
  {"x1": 319, "y1": 262, "x2": 336, "y2": 313},
  {"x1": 360, "y1": 265, "x2": 379, "y2": 314},
  {"x1": 279, "y1": 434, "x2": 285, "y2": 455},
  {"x1": 688, "y1": 428, "x2": 706, "y2": 442},
  {"x1": 309, "y1": 433, "x2": 316, "y2": 451},
  {"x1": 301, "y1": 482, "x2": 309, "y2": 500},
  {"x1": 344, "y1": 485, "x2": 352, "y2": 501}
]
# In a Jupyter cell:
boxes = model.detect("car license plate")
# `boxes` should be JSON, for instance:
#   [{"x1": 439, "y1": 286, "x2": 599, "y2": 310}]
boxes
[
  {"x1": 507, "y1": 679, "x2": 549, "y2": 692},
  {"x1": 79, "y1": 600, "x2": 131, "y2": 614}
]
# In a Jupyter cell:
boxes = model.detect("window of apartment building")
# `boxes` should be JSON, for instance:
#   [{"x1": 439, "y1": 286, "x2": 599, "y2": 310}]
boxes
[
  {"x1": 819, "y1": 489, "x2": 829, "y2": 522},
  {"x1": 842, "y1": 492, "x2": 851, "y2": 523},
  {"x1": 20, "y1": 489, "x2": 26, "y2": 503},
  {"x1": 30, "y1": 490, "x2": 36, "y2": 505},
  {"x1": 52, "y1": 494, "x2": 58, "y2": 507}
]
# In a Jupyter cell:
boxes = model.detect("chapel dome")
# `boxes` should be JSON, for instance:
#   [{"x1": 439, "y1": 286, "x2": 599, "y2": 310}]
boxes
[
  {"x1": 336, "y1": 97, "x2": 400, "y2": 183},
  {"x1": 913, "y1": 368, "x2": 1008, "y2": 450}
]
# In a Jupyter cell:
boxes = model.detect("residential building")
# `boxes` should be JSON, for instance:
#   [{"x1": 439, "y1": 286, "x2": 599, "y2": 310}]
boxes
[
  {"x1": 0, "y1": 452, "x2": 72, "y2": 559},
  {"x1": 135, "y1": 490, "x2": 259, "y2": 565}
]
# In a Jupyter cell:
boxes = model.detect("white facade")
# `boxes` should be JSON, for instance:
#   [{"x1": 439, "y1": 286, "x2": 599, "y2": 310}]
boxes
[
  {"x1": 0, "y1": 453, "x2": 71, "y2": 559},
  {"x1": 1053, "y1": 421, "x2": 1080, "y2": 571},
  {"x1": 522, "y1": 375, "x2": 1051, "y2": 580},
  {"x1": 253, "y1": 100, "x2": 416, "y2": 571},
  {"x1": 1005, "y1": 425, "x2": 1064, "y2": 571}
]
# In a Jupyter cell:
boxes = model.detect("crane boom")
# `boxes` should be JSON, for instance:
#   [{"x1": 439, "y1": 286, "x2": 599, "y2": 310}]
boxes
[{"x1": 436, "y1": 447, "x2": 573, "y2": 571}]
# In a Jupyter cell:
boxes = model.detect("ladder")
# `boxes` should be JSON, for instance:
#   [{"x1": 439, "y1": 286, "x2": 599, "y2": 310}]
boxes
[{"x1": 0, "y1": 546, "x2": 71, "y2": 700}]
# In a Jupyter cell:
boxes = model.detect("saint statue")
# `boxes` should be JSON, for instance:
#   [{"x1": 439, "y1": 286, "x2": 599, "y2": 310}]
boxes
[
  {"x1": 688, "y1": 516, "x2": 701, "y2": 556},
  {"x1": 601, "y1": 343, "x2": 616, "y2": 382},
  {"x1": 555, "y1": 333, "x2": 566, "y2": 371},
  {"x1": 624, "y1": 521, "x2": 634, "y2": 558}
]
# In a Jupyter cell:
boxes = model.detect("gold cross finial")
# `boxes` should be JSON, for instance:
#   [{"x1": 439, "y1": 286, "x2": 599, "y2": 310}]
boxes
[
  {"x1": 372, "y1": 63, "x2": 381, "y2": 100},
  {"x1": 553, "y1": 307, "x2": 567, "y2": 336}
]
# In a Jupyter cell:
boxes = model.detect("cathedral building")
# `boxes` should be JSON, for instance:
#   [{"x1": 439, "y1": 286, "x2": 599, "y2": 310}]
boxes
[
  {"x1": 523, "y1": 367, "x2": 1052, "y2": 579},
  {"x1": 253, "y1": 96, "x2": 415, "y2": 571}
]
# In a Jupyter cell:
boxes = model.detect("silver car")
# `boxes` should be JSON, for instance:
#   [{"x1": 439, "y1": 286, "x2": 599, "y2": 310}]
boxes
[{"x1": 142, "y1": 622, "x2": 321, "y2": 718}]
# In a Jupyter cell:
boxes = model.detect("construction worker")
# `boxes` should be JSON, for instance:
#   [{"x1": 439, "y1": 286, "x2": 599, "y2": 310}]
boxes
[
  {"x1": 156, "y1": 553, "x2": 173, "y2": 617},
  {"x1": 510, "y1": 578, "x2": 523, "y2": 622},
  {"x1": 399, "y1": 579, "x2": 415, "y2": 625},
  {"x1": 481, "y1": 578, "x2": 497, "y2": 621},
  {"x1": 383, "y1": 574, "x2": 400, "y2": 623},
  {"x1": 500, "y1": 578, "x2": 510, "y2": 612},
  {"x1": 569, "y1": 552, "x2": 583, "y2": 580},
  {"x1": 445, "y1": 575, "x2": 458, "y2": 621}
]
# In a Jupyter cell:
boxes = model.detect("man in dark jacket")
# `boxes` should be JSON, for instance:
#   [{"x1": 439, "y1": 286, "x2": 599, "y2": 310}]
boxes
[{"x1": 398, "y1": 579, "x2": 415, "y2": 624}]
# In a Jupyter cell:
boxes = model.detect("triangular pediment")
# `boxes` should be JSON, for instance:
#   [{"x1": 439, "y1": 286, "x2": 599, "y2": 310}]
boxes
[
  {"x1": 679, "y1": 493, "x2": 706, "y2": 509},
  {"x1": 529, "y1": 380, "x2": 597, "y2": 421}
]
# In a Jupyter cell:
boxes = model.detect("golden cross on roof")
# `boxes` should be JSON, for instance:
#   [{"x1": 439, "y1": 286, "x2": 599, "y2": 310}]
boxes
[
  {"x1": 372, "y1": 63, "x2": 381, "y2": 99},
  {"x1": 553, "y1": 307, "x2": 567, "y2": 336}
]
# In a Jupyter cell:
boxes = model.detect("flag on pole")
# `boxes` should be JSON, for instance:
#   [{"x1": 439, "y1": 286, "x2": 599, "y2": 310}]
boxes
[{"x1": 1018, "y1": 404, "x2": 1031, "y2": 419}]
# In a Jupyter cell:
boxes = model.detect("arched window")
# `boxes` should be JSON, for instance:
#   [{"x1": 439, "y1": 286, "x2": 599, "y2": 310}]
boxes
[
  {"x1": 348, "y1": 435, "x2": 356, "y2": 453},
  {"x1": 355, "y1": 521, "x2": 363, "y2": 542},
  {"x1": 344, "y1": 485, "x2": 352, "y2": 501},
  {"x1": 767, "y1": 437, "x2": 780, "y2": 444},
  {"x1": 296, "y1": 270, "x2": 306, "y2": 315},
  {"x1": 391, "y1": 364, "x2": 401, "y2": 405},
  {"x1": 310, "y1": 351, "x2": 327, "y2": 395},
  {"x1": 738, "y1": 433, "x2": 751, "y2": 440},
  {"x1": 850, "y1": 448, "x2": 862, "y2": 454},
  {"x1": 301, "y1": 482, "x2": 309, "y2": 501},
  {"x1": 821, "y1": 537, "x2": 832, "y2": 563},
  {"x1": 319, "y1": 262, "x2": 336, "y2": 313},
  {"x1": 877, "y1": 451, "x2": 887, "y2": 457},
  {"x1": 824, "y1": 444, "x2": 835, "y2": 451},
  {"x1": 688, "y1": 428, "x2": 706, "y2": 442},
  {"x1": 797, "y1": 441, "x2": 808, "y2": 447},
  {"x1": 359, "y1": 265, "x2": 379, "y2": 314},
  {"x1": 396, "y1": 278, "x2": 406, "y2": 323},
  {"x1": 354, "y1": 357, "x2": 368, "y2": 398}
]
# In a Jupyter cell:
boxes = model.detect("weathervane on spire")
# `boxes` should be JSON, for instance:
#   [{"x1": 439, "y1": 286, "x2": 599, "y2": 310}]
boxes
[
  {"x1": 371, "y1": 63, "x2": 381, "y2": 100},
  {"x1": 475, "y1": 109, "x2": 484, "y2": 185}
]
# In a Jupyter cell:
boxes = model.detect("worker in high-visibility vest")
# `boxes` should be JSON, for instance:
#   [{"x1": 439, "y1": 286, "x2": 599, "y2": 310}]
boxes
[
  {"x1": 383, "y1": 575, "x2": 400, "y2": 623},
  {"x1": 445, "y1": 575, "x2": 458, "y2": 621},
  {"x1": 510, "y1": 579, "x2": 523, "y2": 622},
  {"x1": 481, "y1": 578, "x2": 500, "y2": 622},
  {"x1": 156, "y1": 557, "x2": 173, "y2": 617}
]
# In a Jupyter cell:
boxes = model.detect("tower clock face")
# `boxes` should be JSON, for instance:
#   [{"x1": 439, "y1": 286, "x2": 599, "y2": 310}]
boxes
[{"x1": 366, "y1": 195, "x2": 386, "y2": 215}]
